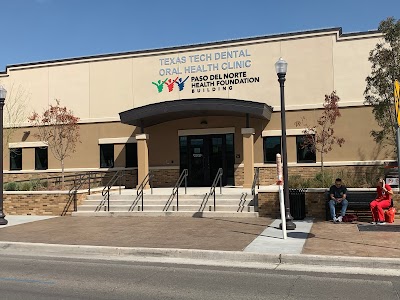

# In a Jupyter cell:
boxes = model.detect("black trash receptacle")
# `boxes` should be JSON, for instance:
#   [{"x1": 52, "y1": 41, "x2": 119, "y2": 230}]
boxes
[{"x1": 289, "y1": 189, "x2": 306, "y2": 220}]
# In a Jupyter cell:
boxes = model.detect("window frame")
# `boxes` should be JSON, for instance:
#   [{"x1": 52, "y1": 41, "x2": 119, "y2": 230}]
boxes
[
  {"x1": 9, "y1": 148, "x2": 22, "y2": 171},
  {"x1": 35, "y1": 147, "x2": 48, "y2": 170},
  {"x1": 100, "y1": 144, "x2": 114, "y2": 168},
  {"x1": 296, "y1": 135, "x2": 316, "y2": 163},
  {"x1": 263, "y1": 136, "x2": 282, "y2": 164},
  {"x1": 125, "y1": 143, "x2": 138, "y2": 168}
]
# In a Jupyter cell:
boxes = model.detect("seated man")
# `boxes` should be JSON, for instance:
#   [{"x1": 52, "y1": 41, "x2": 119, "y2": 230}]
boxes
[
  {"x1": 329, "y1": 178, "x2": 348, "y2": 223},
  {"x1": 370, "y1": 177, "x2": 393, "y2": 225}
]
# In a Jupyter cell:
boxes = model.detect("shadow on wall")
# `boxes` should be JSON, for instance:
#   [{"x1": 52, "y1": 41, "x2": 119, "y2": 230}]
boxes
[{"x1": 357, "y1": 141, "x2": 392, "y2": 162}]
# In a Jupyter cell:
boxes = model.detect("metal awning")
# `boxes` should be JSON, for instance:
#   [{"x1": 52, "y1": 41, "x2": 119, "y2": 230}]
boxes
[{"x1": 119, "y1": 98, "x2": 273, "y2": 127}]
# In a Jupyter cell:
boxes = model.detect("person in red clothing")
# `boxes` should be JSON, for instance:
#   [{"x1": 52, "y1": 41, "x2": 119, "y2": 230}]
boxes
[{"x1": 370, "y1": 178, "x2": 393, "y2": 225}]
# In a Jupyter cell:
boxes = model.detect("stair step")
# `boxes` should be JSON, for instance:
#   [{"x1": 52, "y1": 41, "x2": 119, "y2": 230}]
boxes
[
  {"x1": 81, "y1": 199, "x2": 251, "y2": 206},
  {"x1": 77, "y1": 204, "x2": 255, "y2": 212},
  {"x1": 72, "y1": 211, "x2": 259, "y2": 218},
  {"x1": 86, "y1": 194, "x2": 247, "y2": 200}
]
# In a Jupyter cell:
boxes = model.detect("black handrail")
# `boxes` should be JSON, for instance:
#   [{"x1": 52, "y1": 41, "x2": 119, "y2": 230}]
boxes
[
  {"x1": 202, "y1": 168, "x2": 223, "y2": 211},
  {"x1": 237, "y1": 192, "x2": 248, "y2": 212},
  {"x1": 62, "y1": 172, "x2": 94, "y2": 216},
  {"x1": 133, "y1": 171, "x2": 154, "y2": 212},
  {"x1": 164, "y1": 169, "x2": 188, "y2": 212},
  {"x1": 5, "y1": 170, "x2": 116, "y2": 192},
  {"x1": 99, "y1": 170, "x2": 126, "y2": 212},
  {"x1": 251, "y1": 167, "x2": 260, "y2": 212}
]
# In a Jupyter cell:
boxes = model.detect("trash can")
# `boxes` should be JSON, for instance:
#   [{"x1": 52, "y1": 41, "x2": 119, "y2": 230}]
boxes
[{"x1": 289, "y1": 189, "x2": 306, "y2": 220}]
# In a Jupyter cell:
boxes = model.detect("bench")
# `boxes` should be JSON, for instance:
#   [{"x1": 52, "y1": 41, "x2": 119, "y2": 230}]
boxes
[{"x1": 325, "y1": 191, "x2": 394, "y2": 221}]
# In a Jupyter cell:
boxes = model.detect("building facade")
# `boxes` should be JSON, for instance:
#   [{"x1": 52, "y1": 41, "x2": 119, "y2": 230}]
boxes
[{"x1": 0, "y1": 28, "x2": 391, "y2": 188}]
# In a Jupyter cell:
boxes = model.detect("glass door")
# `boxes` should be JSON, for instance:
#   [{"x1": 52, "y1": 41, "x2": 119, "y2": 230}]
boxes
[
  {"x1": 179, "y1": 134, "x2": 235, "y2": 186},
  {"x1": 188, "y1": 137, "x2": 209, "y2": 186}
]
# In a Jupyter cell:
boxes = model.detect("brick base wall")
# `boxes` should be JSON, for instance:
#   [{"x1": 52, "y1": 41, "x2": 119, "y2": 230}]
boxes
[
  {"x1": 258, "y1": 192, "x2": 279, "y2": 217},
  {"x1": 235, "y1": 165, "x2": 384, "y2": 187},
  {"x1": 4, "y1": 192, "x2": 87, "y2": 216},
  {"x1": 258, "y1": 190, "x2": 400, "y2": 220},
  {"x1": 151, "y1": 169, "x2": 180, "y2": 187},
  {"x1": 234, "y1": 167, "x2": 244, "y2": 186}
]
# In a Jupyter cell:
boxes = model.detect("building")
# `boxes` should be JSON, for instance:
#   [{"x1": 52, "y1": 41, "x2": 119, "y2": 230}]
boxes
[{"x1": 0, "y1": 27, "x2": 390, "y2": 188}]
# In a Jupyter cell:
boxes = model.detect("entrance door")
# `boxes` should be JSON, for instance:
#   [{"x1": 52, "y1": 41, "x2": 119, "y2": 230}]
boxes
[
  {"x1": 179, "y1": 134, "x2": 234, "y2": 186},
  {"x1": 188, "y1": 137, "x2": 209, "y2": 186}
]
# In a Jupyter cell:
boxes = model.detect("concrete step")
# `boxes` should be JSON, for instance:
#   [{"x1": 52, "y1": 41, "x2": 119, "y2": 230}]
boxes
[
  {"x1": 86, "y1": 193, "x2": 247, "y2": 201},
  {"x1": 72, "y1": 211, "x2": 259, "y2": 218},
  {"x1": 77, "y1": 204, "x2": 255, "y2": 212},
  {"x1": 80, "y1": 199, "x2": 251, "y2": 206}
]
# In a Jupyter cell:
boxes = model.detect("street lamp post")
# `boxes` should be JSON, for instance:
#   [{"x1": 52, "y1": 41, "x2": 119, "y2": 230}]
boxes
[
  {"x1": 0, "y1": 85, "x2": 8, "y2": 225},
  {"x1": 275, "y1": 58, "x2": 295, "y2": 230}
]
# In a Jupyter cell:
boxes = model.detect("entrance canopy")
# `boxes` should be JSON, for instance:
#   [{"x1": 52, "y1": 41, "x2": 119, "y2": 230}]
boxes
[{"x1": 119, "y1": 98, "x2": 273, "y2": 127}]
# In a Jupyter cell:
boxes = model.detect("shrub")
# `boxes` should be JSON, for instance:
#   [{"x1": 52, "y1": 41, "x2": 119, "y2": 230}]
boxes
[
  {"x1": 29, "y1": 179, "x2": 47, "y2": 190},
  {"x1": 19, "y1": 182, "x2": 32, "y2": 191},
  {"x1": 4, "y1": 179, "x2": 51, "y2": 191},
  {"x1": 288, "y1": 166, "x2": 386, "y2": 189},
  {"x1": 4, "y1": 182, "x2": 18, "y2": 191}
]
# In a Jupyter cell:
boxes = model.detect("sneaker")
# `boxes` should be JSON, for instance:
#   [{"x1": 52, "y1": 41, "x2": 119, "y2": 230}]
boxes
[
  {"x1": 333, "y1": 217, "x2": 338, "y2": 223},
  {"x1": 377, "y1": 221, "x2": 386, "y2": 225},
  {"x1": 337, "y1": 216, "x2": 343, "y2": 223},
  {"x1": 370, "y1": 221, "x2": 377, "y2": 225}
]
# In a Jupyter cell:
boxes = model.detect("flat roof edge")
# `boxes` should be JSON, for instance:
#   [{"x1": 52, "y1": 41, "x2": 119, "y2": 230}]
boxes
[{"x1": 1, "y1": 27, "x2": 381, "y2": 73}]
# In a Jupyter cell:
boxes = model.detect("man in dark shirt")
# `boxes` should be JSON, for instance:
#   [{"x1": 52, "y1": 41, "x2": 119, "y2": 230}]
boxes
[{"x1": 329, "y1": 178, "x2": 348, "y2": 223}]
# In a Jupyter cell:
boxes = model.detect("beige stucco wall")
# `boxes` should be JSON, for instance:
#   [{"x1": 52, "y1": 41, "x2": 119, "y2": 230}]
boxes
[
  {"x1": 264, "y1": 106, "x2": 391, "y2": 163},
  {"x1": 334, "y1": 36, "x2": 381, "y2": 102},
  {"x1": 0, "y1": 28, "x2": 392, "y2": 180},
  {"x1": 3, "y1": 105, "x2": 392, "y2": 174},
  {"x1": 0, "y1": 29, "x2": 381, "y2": 126}
]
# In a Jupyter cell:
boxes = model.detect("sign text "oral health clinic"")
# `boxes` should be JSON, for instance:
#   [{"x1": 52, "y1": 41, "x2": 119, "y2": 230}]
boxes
[{"x1": 158, "y1": 49, "x2": 251, "y2": 76}]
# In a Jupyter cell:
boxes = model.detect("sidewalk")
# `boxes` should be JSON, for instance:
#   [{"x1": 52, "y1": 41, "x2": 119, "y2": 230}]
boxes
[{"x1": 0, "y1": 215, "x2": 399, "y2": 259}]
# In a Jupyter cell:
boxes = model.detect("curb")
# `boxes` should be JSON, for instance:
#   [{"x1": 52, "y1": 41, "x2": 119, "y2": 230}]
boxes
[{"x1": 1, "y1": 241, "x2": 400, "y2": 271}]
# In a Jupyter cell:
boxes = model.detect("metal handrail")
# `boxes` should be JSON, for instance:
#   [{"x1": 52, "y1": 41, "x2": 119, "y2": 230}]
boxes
[
  {"x1": 202, "y1": 168, "x2": 223, "y2": 211},
  {"x1": 251, "y1": 167, "x2": 260, "y2": 212},
  {"x1": 132, "y1": 171, "x2": 154, "y2": 212},
  {"x1": 98, "y1": 170, "x2": 126, "y2": 212},
  {"x1": 237, "y1": 192, "x2": 248, "y2": 212},
  {"x1": 5, "y1": 170, "x2": 111, "y2": 186},
  {"x1": 164, "y1": 169, "x2": 188, "y2": 211},
  {"x1": 62, "y1": 171, "x2": 101, "y2": 216}
]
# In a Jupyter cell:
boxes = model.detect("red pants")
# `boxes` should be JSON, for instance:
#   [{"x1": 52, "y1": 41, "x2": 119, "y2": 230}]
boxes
[{"x1": 370, "y1": 199, "x2": 391, "y2": 221}]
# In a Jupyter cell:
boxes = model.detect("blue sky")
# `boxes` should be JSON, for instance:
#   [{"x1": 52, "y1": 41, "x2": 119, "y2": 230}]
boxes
[{"x1": 0, "y1": 0, "x2": 398, "y2": 71}]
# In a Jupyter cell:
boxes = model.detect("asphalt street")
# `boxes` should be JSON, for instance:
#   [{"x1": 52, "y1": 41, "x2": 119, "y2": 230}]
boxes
[{"x1": 0, "y1": 255, "x2": 398, "y2": 300}]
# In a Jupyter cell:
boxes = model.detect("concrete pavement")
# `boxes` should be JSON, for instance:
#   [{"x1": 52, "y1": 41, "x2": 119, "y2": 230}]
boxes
[
  {"x1": 244, "y1": 219, "x2": 313, "y2": 254},
  {"x1": 1, "y1": 215, "x2": 400, "y2": 274},
  {"x1": 0, "y1": 215, "x2": 57, "y2": 228}
]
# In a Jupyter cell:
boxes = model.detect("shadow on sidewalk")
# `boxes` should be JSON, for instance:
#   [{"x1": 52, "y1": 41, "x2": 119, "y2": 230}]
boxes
[{"x1": 232, "y1": 230, "x2": 315, "y2": 240}]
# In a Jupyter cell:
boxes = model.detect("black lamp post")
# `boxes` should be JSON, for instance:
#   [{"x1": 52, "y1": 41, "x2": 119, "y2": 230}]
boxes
[
  {"x1": 0, "y1": 85, "x2": 8, "y2": 225},
  {"x1": 275, "y1": 58, "x2": 295, "y2": 230}
]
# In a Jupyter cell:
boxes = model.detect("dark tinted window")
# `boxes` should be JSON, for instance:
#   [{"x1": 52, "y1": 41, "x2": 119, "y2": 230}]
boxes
[
  {"x1": 296, "y1": 136, "x2": 316, "y2": 163},
  {"x1": 179, "y1": 136, "x2": 188, "y2": 172},
  {"x1": 10, "y1": 148, "x2": 22, "y2": 170},
  {"x1": 100, "y1": 144, "x2": 114, "y2": 168},
  {"x1": 35, "y1": 147, "x2": 48, "y2": 170},
  {"x1": 263, "y1": 136, "x2": 281, "y2": 163},
  {"x1": 225, "y1": 133, "x2": 235, "y2": 186},
  {"x1": 125, "y1": 143, "x2": 138, "y2": 168}
]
